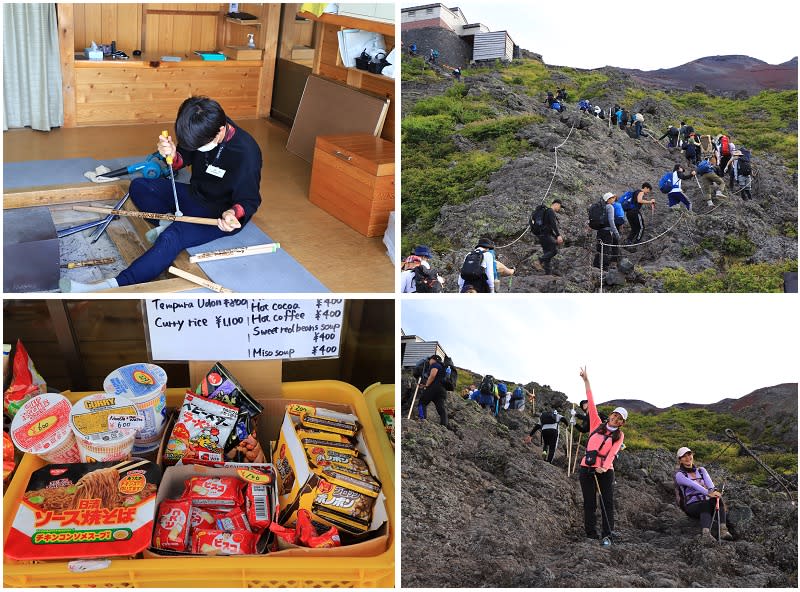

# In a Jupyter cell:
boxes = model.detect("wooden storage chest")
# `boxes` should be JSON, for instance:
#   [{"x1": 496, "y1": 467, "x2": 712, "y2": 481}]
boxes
[{"x1": 308, "y1": 134, "x2": 395, "y2": 237}]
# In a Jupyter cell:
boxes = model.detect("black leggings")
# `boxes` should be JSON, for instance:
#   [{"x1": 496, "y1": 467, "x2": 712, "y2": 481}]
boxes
[
  {"x1": 578, "y1": 467, "x2": 615, "y2": 538},
  {"x1": 685, "y1": 498, "x2": 726, "y2": 530},
  {"x1": 418, "y1": 384, "x2": 448, "y2": 427},
  {"x1": 542, "y1": 428, "x2": 558, "y2": 463}
]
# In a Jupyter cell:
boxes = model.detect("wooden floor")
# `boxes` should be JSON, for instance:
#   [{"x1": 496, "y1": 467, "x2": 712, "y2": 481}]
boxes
[{"x1": 3, "y1": 119, "x2": 394, "y2": 293}]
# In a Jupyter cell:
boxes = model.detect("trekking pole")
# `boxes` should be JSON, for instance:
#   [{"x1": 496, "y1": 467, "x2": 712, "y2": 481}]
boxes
[
  {"x1": 406, "y1": 377, "x2": 422, "y2": 420},
  {"x1": 599, "y1": 242, "x2": 604, "y2": 293},
  {"x1": 594, "y1": 473, "x2": 614, "y2": 544},
  {"x1": 572, "y1": 433, "x2": 582, "y2": 475},
  {"x1": 567, "y1": 404, "x2": 574, "y2": 475}
]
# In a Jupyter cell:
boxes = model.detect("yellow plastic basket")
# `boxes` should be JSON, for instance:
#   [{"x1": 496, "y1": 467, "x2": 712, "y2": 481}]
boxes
[
  {"x1": 3, "y1": 381, "x2": 395, "y2": 588},
  {"x1": 362, "y1": 383, "x2": 395, "y2": 487}
]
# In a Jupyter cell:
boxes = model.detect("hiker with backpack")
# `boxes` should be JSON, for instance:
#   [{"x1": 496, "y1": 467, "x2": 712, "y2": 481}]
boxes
[
  {"x1": 459, "y1": 238, "x2": 510, "y2": 293},
  {"x1": 684, "y1": 133, "x2": 702, "y2": 166},
  {"x1": 588, "y1": 192, "x2": 621, "y2": 271},
  {"x1": 556, "y1": 88, "x2": 568, "y2": 102},
  {"x1": 417, "y1": 354, "x2": 449, "y2": 427},
  {"x1": 408, "y1": 42, "x2": 417, "y2": 57},
  {"x1": 633, "y1": 113, "x2": 644, "y2": 139},
  {"x1": 545, "y1": 91, "x2": 555, "y2": 108},
  {"x1": 617, "y1": 183, "x2": 655, "y2": 245},
  {"x1": 661, "y1": 164, "x2": 696, "y2": 212},
  {"x1": 509, "y1": 384, "x2": 528, "y2": 411},
  {"x1": 497, "y1": 381, "x2": 509, "y2": 411},
  {"x1": 715, "y1": 134, "x2": 735, "y2": 177},
  {"x1": 476, "y1": 375, "x2": 496, "y2": 412},
  {"x1": 524, "y1": 408, "x2": 568, "y2": 463},
  {"x1": 659, "y1": 125, "x2": 680, "y2": 149},
  {"x1": 618, "y1": 108, "x2": 628, "y2": 130},
  {"x1": 724, "y1": 149, "x2": 753, "y2": 200},
  {"x1": 400, "y1": 247, "x2": 443, "y2": 293},
  {"x1": 675, "y1": 447, "x2": 734, "y2": 541},
  {"x1": 530, "y1": 199, "x2": 564, "y2": 275},
  {"x1": 696, "y1": 158, "x2": 726, "y2": 207},
  {"x1": 679, "y1": 122, "x2": 695, "y2": 147},
  {"x1": 577, "y1": 367, "x2": 628, "y2": 546}
]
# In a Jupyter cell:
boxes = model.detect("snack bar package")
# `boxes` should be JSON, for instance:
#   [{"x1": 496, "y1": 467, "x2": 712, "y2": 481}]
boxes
[
  {"x1": 194, "y1": 363, "x2": 263, "y2": 418},
  {"x1": 165, "y1": 393, "x2": 238, "y2": 464},
  {"x1": 183, "y1": 476, "x2": 244, "y2": 508},
  {"x1": 191, "y1": 529, "x2": 258, "y2": 555},
  {"x1": 153, "y1": 499, "x2": 191, "y2": 551}
]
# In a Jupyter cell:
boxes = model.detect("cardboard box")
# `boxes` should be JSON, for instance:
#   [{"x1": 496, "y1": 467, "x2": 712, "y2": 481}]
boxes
[
  {"x1": 145, "y1": 462, "x2": 278, "y2": 557},
  {"x1": 272, "y1": 405, "x2": 388, "y2": 535}
]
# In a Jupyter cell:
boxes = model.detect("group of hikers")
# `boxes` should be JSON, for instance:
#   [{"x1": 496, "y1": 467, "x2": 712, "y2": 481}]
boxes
[{"x1": 412, "y1": 359, "x2": 735, "y2": 547}]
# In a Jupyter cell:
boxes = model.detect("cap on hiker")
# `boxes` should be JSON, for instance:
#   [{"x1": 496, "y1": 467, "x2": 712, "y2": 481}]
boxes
[
  {"x1": 677, "y1": 446, "x2": 693, "y2": 459},
  {"x1": 414, "y1": 245, "x2": 433, "y2": 258},
  {"x1": 476, "y1": 238, "x2": 495, "y2": 249},
  {"x1": 404, "y1": 255, "x2": 421, "y2": 265},
  {"x1": 612, "y1": 407, "x2": 628, "y2": 421},
  {"x1": 603, "y1": 192, "x2": 617, "y2": 202}
]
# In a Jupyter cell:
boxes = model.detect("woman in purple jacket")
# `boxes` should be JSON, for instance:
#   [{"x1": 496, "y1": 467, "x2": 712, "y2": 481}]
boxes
[{"x1": 675, "y1": 446, "x2": 734, "y2": 540}]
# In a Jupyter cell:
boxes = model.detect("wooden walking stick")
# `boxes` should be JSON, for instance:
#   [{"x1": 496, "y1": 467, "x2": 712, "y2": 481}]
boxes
[
  {"x1": 406, "y1": 377, "x2": 423, "y2": 420},
  {"x1": 572, "y1": 433, "x2": 582, "y2": 475},
  {"x1": 61, "y1": 257, "x2": 115, "y2": 269},
  {"x1": 73, "y1": 206, "x2": 219, "y2": 226},
  {"x1": 168, "y1": 266, "x2": 232, "y2": 293}
]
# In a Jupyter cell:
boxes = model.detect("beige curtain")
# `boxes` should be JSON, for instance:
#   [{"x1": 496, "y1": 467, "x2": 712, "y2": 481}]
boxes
[{"x1": 3, "y1": 3, "x2": 64, "y2": 131}]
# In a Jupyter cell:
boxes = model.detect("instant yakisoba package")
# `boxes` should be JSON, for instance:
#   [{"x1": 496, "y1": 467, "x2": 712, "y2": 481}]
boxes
[{"x1": 4, "y1": 459, "x2": 161, "y2": 561}]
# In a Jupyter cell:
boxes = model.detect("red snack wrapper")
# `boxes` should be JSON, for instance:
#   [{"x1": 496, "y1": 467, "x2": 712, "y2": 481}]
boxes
[
  {"x1": 184, "y1": 476, "x2": 244, "y2": 508},
  {"x1": 245, "y1": 482, "x2": 271, "y2": 531},
  {"x1": 166, "y1": 393, "x2": 239, "y2": 465},
  {"x1": 154, "y1": 499, "x2": 191, "y2": 551},
  {"x1": 216, "y1": 507, "x2": 252, "y2": 532},
  {"x1": 268, "y1": 522, "x2": 297, "y2": 545},
  {"x1": 307, "y1": 524, "x2": 341, "y2": 549},
  {"x1": 3, "y1": 432, "x2": 16, "y2": 481},
  {"x1": 192, "y1": 529, "x2": 258, "y2": 555},
  {"x1": 296, "y1": 509, "x2": 317, "y2": 547},
  {"x1": 3, "y1": 340, "x2": 47, "y2": 417},
  {"x1": 190, "y1": 505, "x2": 224, "y2": 531}
]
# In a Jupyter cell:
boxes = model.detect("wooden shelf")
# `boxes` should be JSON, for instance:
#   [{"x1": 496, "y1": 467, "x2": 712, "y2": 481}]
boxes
[
  {"x1": 226, "y1": 17, "x2": 261, "y2": 26},
  {"x1": 297, "y1": 10, "x2": 394, "y2": 37}
]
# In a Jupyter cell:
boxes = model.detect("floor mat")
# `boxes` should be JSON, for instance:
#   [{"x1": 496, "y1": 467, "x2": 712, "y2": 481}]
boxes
[
  {"x1": 3, "y1": 156, "x2": 190, "y2": 189},
  {"x1": 186, "y1": 223, "x2": 328, "y2": 293}
]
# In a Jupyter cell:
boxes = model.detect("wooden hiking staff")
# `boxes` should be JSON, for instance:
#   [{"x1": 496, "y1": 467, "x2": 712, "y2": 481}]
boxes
[
  {"x1": 61, "y1": 257, "x2": 115, "y2": 269},
  {"x1": 73, "y1": 206, "x2": 218, "y2": 226},
  {"x1": 189, "y1": 242, "x2": 281, "y2": 263},
  {"x1": 168, "y1": 266, "x2": 232, "y2": 293},
  {"x1": 572, "y1": 433, "x2": 582, "y2": 475},
  {"x1": 406, "y1": 377, "x2": 422, "y2": 420}
]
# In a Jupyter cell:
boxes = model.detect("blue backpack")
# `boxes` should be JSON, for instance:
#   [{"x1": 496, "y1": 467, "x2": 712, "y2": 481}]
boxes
[
  {"x1": 511, "y1": 386, "x2": 524, "y2": 400},
  {"x1": 658, "y1": 171, "x2": 674, "y2": 194},
  {"x1": 551, "y1": 101, "x2": 561, "y2": 111},
  {"x1": 613, "y1": 201, "x2": 625, "y2": 225},
  {"x1": 497, "y1": 382, "x2": 508, "y2": 396},
  {"x1": 696, "y1": 160, "x2": 714, "y2": 175},
  {"x1": 618, "y1": 190, "x2": 637, "y2": 211}
]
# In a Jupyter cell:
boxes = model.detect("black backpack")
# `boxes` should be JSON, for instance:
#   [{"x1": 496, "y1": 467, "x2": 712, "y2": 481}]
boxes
[
  {"x1": 738, "y1": 159, "x2": 752, "y2": 176},
  {"x1": 540, "y1": 410, "x2": 557, "y2": 424},
  {"x1": 460, "y1": 249, "x2": 485, "y2": 281},
  {"x1": 442, "y1": 356, "x2": 457, "y2": 390},
  {"x1": 479, "y1": 374, "x2": 495, "y2": 396},
  {"x1": 529, "y1": 205, "x2": 548, "y2": 236},
  {"x1": 588, "y1": 200, "x2": 608, "y2": 230},
  {"x1": 412, "y1": 358, "x2": 429, "y2": 379},
  {"x1": 412, "y1": 265, "x2": 442, "y2": 293}
]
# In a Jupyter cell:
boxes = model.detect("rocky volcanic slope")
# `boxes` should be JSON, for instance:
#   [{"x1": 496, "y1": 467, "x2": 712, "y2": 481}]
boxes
[
  {"x1": 401, "y1": 393, "x2": 798, "y2": 588},
  {"x1": 403, "y1": 70, "x2": 798, "y2": 292}
]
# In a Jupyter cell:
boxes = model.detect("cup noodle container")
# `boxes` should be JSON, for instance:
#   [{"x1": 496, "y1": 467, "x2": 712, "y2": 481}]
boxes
[
  {"x1": 10, "y1": 393, "x2": 82, "y2": 464},
  {"x1": 103, "y1": 363, "x2": 168, "y2": 453},
  {"x1": 69, "y1": 393, "x2": 138, "y2": 462}
]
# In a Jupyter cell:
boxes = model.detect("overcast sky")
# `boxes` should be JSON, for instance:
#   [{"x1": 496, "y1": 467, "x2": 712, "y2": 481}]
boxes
[
  {"x1": 401, "y1": 296, "x2": 798, "y2": 408},
  {"x1": 401, "y1": 1, "x2": 798, "y2": 70}
]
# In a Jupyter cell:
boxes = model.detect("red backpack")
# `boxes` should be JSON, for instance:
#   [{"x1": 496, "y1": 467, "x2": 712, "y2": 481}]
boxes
[{"x1": 719, "y1": 135, "x2": 730, "y2": 157}]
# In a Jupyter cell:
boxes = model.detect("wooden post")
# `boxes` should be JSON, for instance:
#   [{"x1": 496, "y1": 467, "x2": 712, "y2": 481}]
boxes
[
  {"x1": 257, "y1": 3, "x2": 281, "y2": 118},
  {"x1": 57, "y1": 4, "x2": 76, "y2": 128}
]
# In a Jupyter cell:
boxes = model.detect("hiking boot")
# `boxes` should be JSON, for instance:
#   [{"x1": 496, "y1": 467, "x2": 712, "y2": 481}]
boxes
[
  {"x1": 601, "y1": 536, "x2": 612, "y2": 547},
  {"x1": 532, "y1": 260, "x2": 544, "y2": 272},
  {"x1": 715, "y1": 190, "x2": 725, "y2": 197},
  {"x1": 719, "y1": 525, "x2": 734, "y2": 541},
  {"x1": 707, "y1": 200, "x2": 714, "y2": 207},
  {"x1": 701, "y1": 528, "x2": 716, "y2": 542}
]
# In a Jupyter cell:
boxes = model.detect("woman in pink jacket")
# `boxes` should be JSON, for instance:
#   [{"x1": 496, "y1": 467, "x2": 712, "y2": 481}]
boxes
[{"x1": 578, "y1": 367, "x2": 628, "y2": 546}]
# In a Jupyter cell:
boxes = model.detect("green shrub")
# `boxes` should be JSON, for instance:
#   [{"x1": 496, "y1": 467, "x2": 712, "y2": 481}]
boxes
[
  {"x1": 461, "y1": 115, "x2": 541, "y2": 142},
  {"x1": 721, "y1": 234, "x2": 757, "y2": 257},
  {"x1": 655, "y1": 268, "x2": 724, "y2": 292},
  {"x1": 655, "y1": 260, "x2": 797, "y2": 292},
  {"x1": 401, "y1": 55, "x2": 439, "y2": 82}
]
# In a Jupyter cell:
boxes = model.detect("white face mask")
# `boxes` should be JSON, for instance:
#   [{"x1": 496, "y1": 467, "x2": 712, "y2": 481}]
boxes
[{"x1": 196, "y1": 140, "x2": 218, "y2": 152}]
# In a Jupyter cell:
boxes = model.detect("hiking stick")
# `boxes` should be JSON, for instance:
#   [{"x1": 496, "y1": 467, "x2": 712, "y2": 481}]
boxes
[
  {"x1": 73, "y1": 205, "x2": 219, "y2": 226},
  {"x1": 567, "y1": 404, "x2": 574, "y2": 475},
  {"x1": 594, "y1": 473, "x2": 613, "y2": 543},
  {"x1": 572, "y1": 433, "x2": 582, "y2": 475},
  {"x1": 168, "y1": 266, "x2": 232, "y2": 293},
  {"x1": 406, "y1": 377, "x2": 422, "y2": 420}
]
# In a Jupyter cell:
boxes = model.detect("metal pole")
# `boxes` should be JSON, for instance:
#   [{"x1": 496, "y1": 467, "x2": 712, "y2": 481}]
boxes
[{"x1": 572, "y1": 433, "x2": 582, "y2": 475}]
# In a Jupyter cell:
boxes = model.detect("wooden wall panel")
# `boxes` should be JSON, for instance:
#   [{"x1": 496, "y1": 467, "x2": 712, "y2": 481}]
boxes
[{"x1": 72, "y1": 4, "x2": 143, "y2": 54}]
